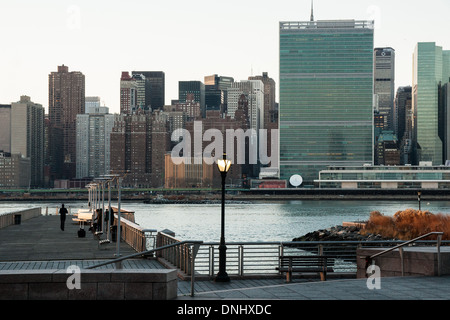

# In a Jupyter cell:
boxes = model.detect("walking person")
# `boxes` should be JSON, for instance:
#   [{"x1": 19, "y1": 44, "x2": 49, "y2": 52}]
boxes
[{"x1": 59, "y1": 204, "x2": 68, "y2": 231}]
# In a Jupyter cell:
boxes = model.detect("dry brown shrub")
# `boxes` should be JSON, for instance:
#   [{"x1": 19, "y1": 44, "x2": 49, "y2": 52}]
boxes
[
  {"x1": 363, "y1": 209, "x2": 450, "y2": 240},
  {"x1": 363, "y1": 211, "x2": 396, "y2": 238}
]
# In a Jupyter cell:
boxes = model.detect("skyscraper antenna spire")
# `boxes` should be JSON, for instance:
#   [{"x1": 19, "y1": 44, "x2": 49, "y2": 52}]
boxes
[{"x1": 310, "y1": 0, "x2": 314, "y2": 22}]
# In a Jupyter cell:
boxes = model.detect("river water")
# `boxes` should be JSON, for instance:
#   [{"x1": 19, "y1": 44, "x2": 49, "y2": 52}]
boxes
[{"x1": 1, "y1": 199, "x2": 450, "y2": 242}]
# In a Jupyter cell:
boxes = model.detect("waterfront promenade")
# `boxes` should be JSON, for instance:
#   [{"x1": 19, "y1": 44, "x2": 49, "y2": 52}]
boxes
[
  {"x1": 0, "y1": 213, "x2": 138, "y2": 262},
  {"x1": 0, "y1": 213, "x2": 449, "y2": 301}
]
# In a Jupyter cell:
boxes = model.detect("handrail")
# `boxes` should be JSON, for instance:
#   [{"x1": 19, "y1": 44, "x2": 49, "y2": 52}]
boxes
[
  {"x1": 367, "y1": 232, "x2": 444, "y2": 276},
  {"x1": 86, "y1": 240, "x2": 203, "y2": 297},
  {"x1": 86, "y1": 240, "x2": 203, "y2": 268},
  {"x1": 369, "y1": 232, "x2": 443, "y2": 259}
]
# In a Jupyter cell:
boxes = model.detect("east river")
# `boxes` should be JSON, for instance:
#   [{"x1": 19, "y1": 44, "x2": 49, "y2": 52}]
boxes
[{"x1": 1, "y1": 200, "x2": 450, "y2": 242}]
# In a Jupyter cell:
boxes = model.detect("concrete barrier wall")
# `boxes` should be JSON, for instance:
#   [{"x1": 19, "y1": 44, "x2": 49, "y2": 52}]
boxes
[
  {"x1": 356, "y1": 247, "x2": 450, "y2": 278},
  {"x1": 0, "y1": 207, "x2": 41, "y2": 229},
  {"x1": 0, "y1": 269, "x2": 178, "y2": 300}
]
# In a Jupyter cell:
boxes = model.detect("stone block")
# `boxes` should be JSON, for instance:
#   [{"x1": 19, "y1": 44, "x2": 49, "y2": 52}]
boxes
[
  {"x1": 110, "y1": 269, "x2": 177, "y2": 283},
  {"x1": 0, "y1": 283, "x2": 28, "y2": 300},
  {"x1": 0, "y1": 269, "x2": 55, "y2": 283},
  {"x1": 29, "y1": 282, "x2": 68, "y2": 300},
  {"x1": 0, "y1": 268, "x2": 178, "y2": 300},
  {"x1": 152, "y1": 279, "x2": 177, "y2": 300},
  {"x1": 166, "y1": 279, "x2": 178, "y2": 300},
  {"x1": 68, "y1": 283, "x2": 97, "y2": 300},
  {"x1": 97, "y1": 282, "x2": 124, "y2": 300},
  {"x1": 124, "y1": 282, "x2": 153, "y2": 300}
]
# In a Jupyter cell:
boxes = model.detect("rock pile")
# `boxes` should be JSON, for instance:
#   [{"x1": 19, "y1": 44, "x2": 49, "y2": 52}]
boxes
[{"x1": 292, "y1": 225, "x2": 397, "y2": 242}]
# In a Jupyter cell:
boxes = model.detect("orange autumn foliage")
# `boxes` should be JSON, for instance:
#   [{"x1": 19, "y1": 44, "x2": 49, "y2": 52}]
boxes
[{"x1": 362, "y1": 209, "x2": 450, "y2": 240}]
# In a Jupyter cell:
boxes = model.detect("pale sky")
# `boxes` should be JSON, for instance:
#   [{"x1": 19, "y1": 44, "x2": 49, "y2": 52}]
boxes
[{"x1": 1, "y1": 0, "x2": 449, "y2": 114}]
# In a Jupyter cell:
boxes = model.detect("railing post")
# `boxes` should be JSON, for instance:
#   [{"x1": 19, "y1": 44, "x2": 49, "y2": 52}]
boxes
[
  {"x1": 209, "y1": 245, "x2": 215, "y2": 277},
  {"x1": 399, "y1": 247, "x2": 404, "y2": 276},
  {"x1": 318, "y1": 244, "x2": 323, "y2": 256},
  {"x1": 238, "y1": 245, "x2": 244, "y2": 276},
  {"x1": 437, "y1": 234, "x2": 442, "y2": 276},
  {"x1": 190, "y1": 243, "x2": 200, "y2": 297},
  {"x1": 278, "y1": 244, "x2": 283, "y2": 274},
  {"x1": 184, "y1": 244, "x2": 189, "y2": 273}
]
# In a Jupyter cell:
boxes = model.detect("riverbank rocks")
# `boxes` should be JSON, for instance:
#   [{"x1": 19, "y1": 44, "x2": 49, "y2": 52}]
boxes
[{"x1": 293, "y1": 225, "x2": 396, "y2": 242}]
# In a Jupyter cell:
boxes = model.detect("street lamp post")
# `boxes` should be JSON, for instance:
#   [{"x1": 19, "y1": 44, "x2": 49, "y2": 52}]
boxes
[
  {"x1": 215, "y1": 154, "x2": 231, "y2": 282},
  {"x1": 100, "y1": 175, "x2": 118, "y2": 244},
  {"x1": 107, "y1": 179, "x2": 112, "y2": 241},
  {"x1": 116, "y1": 175, "x2": 122, "y2": 258}
]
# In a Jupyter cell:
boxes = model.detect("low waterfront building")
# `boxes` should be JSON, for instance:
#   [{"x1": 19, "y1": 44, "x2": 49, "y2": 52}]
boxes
[{"x1": 316, "y1": 165, "x2": 450, "y2": 189}]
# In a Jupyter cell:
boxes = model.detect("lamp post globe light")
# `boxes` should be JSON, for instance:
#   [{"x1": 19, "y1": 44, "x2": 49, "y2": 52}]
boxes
[{"x1": 215, "y1": 154, "x2": 231, "y2": 282}]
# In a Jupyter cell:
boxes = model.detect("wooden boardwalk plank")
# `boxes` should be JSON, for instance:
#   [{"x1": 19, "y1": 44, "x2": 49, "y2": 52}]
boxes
[{"x1": 0, "y1": 215, "x2": 166, "y2": 271}]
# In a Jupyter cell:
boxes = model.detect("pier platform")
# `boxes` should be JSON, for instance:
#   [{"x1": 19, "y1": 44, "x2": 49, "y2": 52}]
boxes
[{"x1": 0, "y1": 214, "x2": 139, "y2": 262}]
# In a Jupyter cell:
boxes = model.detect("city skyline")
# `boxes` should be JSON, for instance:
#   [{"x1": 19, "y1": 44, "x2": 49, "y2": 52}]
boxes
[{"x1": 1, "y1": 0, "x2": 449, "y2": 114}]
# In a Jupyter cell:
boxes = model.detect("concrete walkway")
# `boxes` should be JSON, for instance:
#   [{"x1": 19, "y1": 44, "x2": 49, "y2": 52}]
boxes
[{"x1": 177, "y1": 276, "x2": 450, "y2": 300}]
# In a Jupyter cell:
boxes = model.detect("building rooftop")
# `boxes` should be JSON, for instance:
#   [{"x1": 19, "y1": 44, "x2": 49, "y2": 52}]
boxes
[{"x1": 280, "y1": 20, "x2": 374, "y2": 30}]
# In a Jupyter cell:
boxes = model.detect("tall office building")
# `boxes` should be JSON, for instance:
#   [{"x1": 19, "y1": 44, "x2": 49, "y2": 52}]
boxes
[
  {"x1": 0, "y1": 104, "x2": 11, "y2": 153},
  {"x1": 412, "y1": 42, "x2": 450, "y2": 165},
  {"x1": 439, "y1": 82, "x2": 450, "y2": 163},
  {"x1": 248, "y1": 72, "x2": 277, "y2": 130},
  {"x1": 395, "y1": 87, "x2": 412, "y2": 143},
  {"x1": 132, "y1": 71, "x2": 165, "y2": 110},
  {"x1": 374, "y1": 48, "x2": 395, "y2": 130},
  {"x1": 109, "y1": 111, "x2": 169, "y2": 188},
  {"x1": 76, "y1": 108, "x2": 114, "y2": 179},
  {"x1": 204, "y1": 74, "x2": 234, "y2": 113},
  {"x1": 279, "y1": 19, "x2": 374, "y2": 185},
  {"x1": 179, "y1": 81, "x2": 205, "y2": 117},
  {"x1": 132, "y1": 73, "x2": 147, "y2": 110},
  {"x1": 10, "y1": 96, "x2": 45, "y2": 187},
  {"x1": 44, "y1": 116, "x2": 63, "y2": 186},
  {"x1": 48, "y1": 65, "x2": 85, "y2": 179},
  {"x1": 227, "y1": 80, "x2": 264, "y2": 131},
  {"x1": 120, "y1": 72, "x2": 138, "y2": 114},
  {"x1": 395, "y1": 86, "x2": 413, "y2": 164}
]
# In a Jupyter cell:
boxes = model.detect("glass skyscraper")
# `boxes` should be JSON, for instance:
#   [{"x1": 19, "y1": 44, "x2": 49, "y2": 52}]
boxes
[
  {"x1": 412, "y1": 42, "x2": 450, "y2": 165},
  {"x1": 374, "y1": 47, "x2": 395, "y2": 131},
  {"x1": 279, "y1": 20, "x2": 375, "y2": 185}
]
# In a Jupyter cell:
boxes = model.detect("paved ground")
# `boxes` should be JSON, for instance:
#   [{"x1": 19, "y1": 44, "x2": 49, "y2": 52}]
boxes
[
  {"x1": 177, "y1": 275, "x2": 450, "y2": 300},
  {"x1": 1, "y1": 214, "x2": 449, "y2": 302}
]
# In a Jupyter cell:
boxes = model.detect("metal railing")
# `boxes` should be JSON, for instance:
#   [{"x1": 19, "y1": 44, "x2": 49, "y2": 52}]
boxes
[
  {"x1": 86, "y1": 239, "x2": 203, "y2": 297},
  {"x1": 110, "y1": 214, "x2": 157, "y2": 252},
  {"x1": 195, "y1": 240, "x2": 366, "y2": 277},
  {"x1": 367, "y1": 232, "x2": 444, "y2": 276},
  {"x1": 157, "y1": 232, "x2": 450, "y2": 278},
  {"x1": 85, "y1": 231, "x2": 447, "y2": 296}
]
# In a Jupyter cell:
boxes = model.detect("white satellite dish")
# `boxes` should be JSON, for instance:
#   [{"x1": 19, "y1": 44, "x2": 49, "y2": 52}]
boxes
[{"x1": 289, "y1": 175, "x2": 303, "y2": 187}]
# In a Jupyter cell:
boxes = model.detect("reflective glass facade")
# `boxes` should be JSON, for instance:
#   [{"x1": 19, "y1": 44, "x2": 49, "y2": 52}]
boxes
[
  {"x1": 279, "y1": 21, "x2": 374, "y2": 184},
  {"x1": 413, "y1": 43, "x2": 450, "y2": 165}
]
